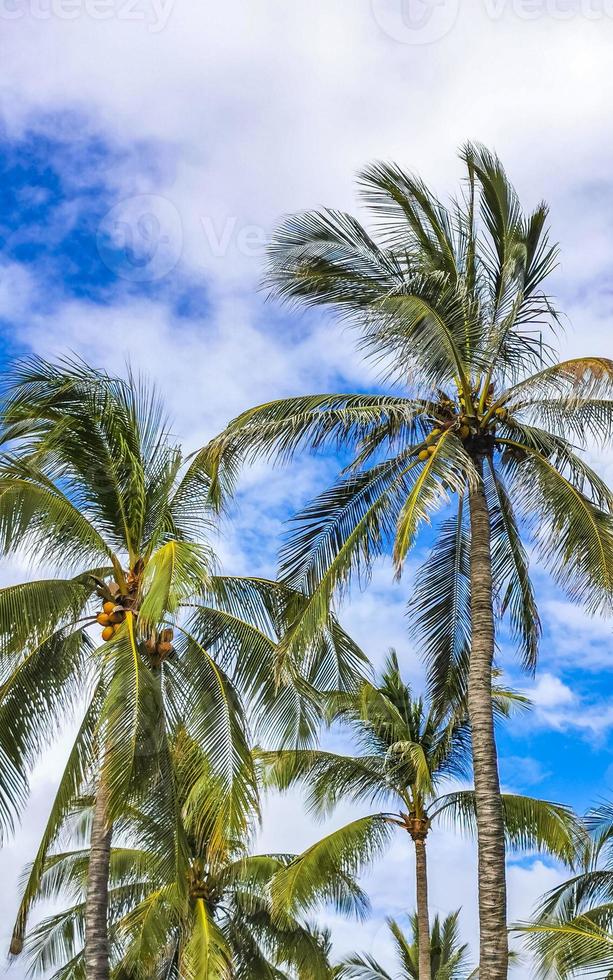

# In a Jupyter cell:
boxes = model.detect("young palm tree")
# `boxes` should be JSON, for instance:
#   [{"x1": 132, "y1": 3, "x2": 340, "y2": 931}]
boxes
[
  {"x1": 518, "y1": 802, "x2": 613, "y2": 977},
  {"x1": 338, "y1": 910, "x2": 473, "y2": 980},
  {"x1": 0, "y1": 358, "x2": 366, "y2": 980},
  {"x1": 261, "y1": 653, "x2": 580, "y2": 980},
  {"x1": 205, "y1": 145, "x2": 613, "y2": 978},
  {"x1": 16, "y1": 727, "x2": 344, "y2": 979}
]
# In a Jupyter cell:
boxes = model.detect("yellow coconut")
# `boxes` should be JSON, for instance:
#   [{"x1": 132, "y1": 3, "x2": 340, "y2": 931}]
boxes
[
  {"x1": 102, "y1": 601, "x2": 115, "y2": 615},
  {"x1": 109, "y1": 611, "x2": 125, "y2": 624},
  {"x1": 418, "y1": 449, "x2": 429, "y2": 461},
  {"x1": 101, "y1": 626, "x2": 114, "y2": 642},
  {"x1": 96, "y1": 612, "x2": 111, "y2": 626},
  {"x1": 428, "y1": 445, "x2": 436, "y2": 455}
]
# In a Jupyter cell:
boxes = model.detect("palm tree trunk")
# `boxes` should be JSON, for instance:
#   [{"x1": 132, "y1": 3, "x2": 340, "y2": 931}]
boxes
[
  {"x1": 414, "y1": 836, "x2": 432, "y2": 980},
  {"x1": 468, "y1": 460, "x2": 508, "y2": 980},
  {"x1": 85, "y1": 773, "x2": 113, "y2": 980}
]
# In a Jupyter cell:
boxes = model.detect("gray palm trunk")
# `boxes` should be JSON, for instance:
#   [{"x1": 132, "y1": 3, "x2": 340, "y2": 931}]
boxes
[
  {"x1": 84, "y1": 774, "x2": 113, "y2": 980},
  {"x1": 412, "y1": 832, "x2": 432, "y2": 980},
  {"x1": 468, "y1": 459, "x2": 508, "y2": 980}
]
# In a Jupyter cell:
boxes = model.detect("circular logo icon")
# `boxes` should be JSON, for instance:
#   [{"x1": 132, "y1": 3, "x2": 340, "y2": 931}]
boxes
[
  {"x1": 370, "y1": 0, "x2": 460, "y2": 44},
  {"x1": 97, "y1": 194, "x2": 183, "y2": 283}
]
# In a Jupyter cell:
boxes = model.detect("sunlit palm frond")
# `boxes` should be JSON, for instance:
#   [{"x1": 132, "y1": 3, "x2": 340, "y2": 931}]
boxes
[
  {"x1": 432, "y1": 792, "x2": 580, "y2": 864},
  {"x1": 0, "y1": 625, "x2": 93, "y2": 841},
  {"x1": 271, "y1": 814, "x2": 394, "y2": 921}
]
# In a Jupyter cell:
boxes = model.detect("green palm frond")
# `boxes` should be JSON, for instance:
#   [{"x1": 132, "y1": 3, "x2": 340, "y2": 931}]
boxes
[
  {"x1": 10, "y1": 681, "x2": 105, "y2": 952},
  {"x1": 410, "y1": 500, "x2": 471, "y2": 708},
  {"x1": 501, "y1": 440, "x2": 613, "y2": 614},
  {"x1": 137, "y1": 540, "x2": 214, "y2": 629},
  {"x1": 99, "y1": 612, "x2": 167, "y2": 815},
  {"x1": 519, "y1": 910, "x2": 613, "y2": 979},
  {"x1": 392, "y1": 431, "x2": 475, "y2": 573},
  {"x1": 432, "y1": 792, "x2": 580, "y2": 864},
  {"x1": 0, "y1": 574, "x2": 97, "y2": 664},
  {"x1": 0, "y1": 625, "x2": 92, "y2": 840},
  {"x1": 271, "y1": 814, "x2": 394, "y2": 921},
  {"x1": 260, "y1": 748, "x2": 389, "y2": 816},
  {"x1": 485, "y1": 461, "x2": 540, "y2": 669},
  {"x1": 338, "y1": 910, "x2": 473, "y2": 980}
]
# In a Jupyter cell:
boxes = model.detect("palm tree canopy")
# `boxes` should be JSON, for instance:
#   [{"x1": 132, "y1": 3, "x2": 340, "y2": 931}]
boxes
[
  {"x1": 337, "y1": 910, "x2": 473, "y2": 980},
  {"x1": 260, "y1": 654, "x2": 580, "y2": 917},
  {"x1": 204, "y1": 144, "x2": 613, "y2": 699},
  {"x1": 0, "y1": 357, "x2": 367, "y2": 952},
  {"x1": 16, "y1": 727, "x2": 343, "y2": 980}
]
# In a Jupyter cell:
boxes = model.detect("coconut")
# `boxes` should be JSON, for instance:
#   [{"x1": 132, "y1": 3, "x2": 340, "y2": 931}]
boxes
[
  {"x1": 96, "y1": 613, "x2": 111, "y2": 625},
  {"x1": 102, "y1": 601, "x2": 115, "y2": 614},
  {"x1": 427, "y1": 445, "x2": 436, "y2": 455},
  {"x1": 418, "y1": 449, "x2": 429, "y2": 461},
  {"x1": 101, "y1": 626, "x2": 114, "y2": 642},
  {"x1": 109, "y1": 611, "x2": 125, "y2": 624},
  {"x1": 459, "y1": 425, "x2": 471, "y2": 439},
  {"x1": 158, "y1": 641, "x2": 173, "y2": 657}
]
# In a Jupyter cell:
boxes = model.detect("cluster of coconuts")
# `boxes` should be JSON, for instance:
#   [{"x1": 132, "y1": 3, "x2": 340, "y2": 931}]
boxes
[
  {"x1": 417, "y1": 395, "x2": 510, "y2": 462},
  {"x1": 144, "y1": 627, "x2": 175, "y2": 666},
  {"x1": 97, "y1": 601, "x2": 126, "y2": 641}
]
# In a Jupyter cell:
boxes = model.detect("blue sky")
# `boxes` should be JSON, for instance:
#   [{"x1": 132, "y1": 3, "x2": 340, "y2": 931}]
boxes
[{"x1": 1, "y1": 3, "x2": 613, "y2": 976}]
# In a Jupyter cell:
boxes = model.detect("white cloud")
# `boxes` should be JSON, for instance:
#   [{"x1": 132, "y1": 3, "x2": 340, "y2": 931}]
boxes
[{"x1": 525, "y1": 673, "x2": 575, "y2": 710}]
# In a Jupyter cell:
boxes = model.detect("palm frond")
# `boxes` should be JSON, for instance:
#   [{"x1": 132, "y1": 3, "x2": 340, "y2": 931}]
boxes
[
  {"x1": 432, "y1": 792, "x2": 580, "y2": 864},
  {"x1": 271, "y1": 814, "x2": 394, "y2": 920}
]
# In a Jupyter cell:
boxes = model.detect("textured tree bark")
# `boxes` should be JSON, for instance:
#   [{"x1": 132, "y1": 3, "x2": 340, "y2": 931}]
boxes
[
  {"x1": 85, "y1": 775, "x2": 113, "y2": 980},
  {"x1": 468, "y1": 460, "x2": 508, "y2": 980},
  {"x1": 414, "y1": 836, "x2": 432, "y2": 980}
]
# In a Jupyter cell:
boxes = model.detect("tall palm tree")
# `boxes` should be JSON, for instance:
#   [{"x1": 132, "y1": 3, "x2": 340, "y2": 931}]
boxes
[
  {"x1": 338, "y1": 910, "x2": 473, "y2": 980},
  {"x1": 261, "y1": 653, "x2": 580, "y2": 980},
  {"x1": 204, "y1": 145, "x2": 613, "y2": 978},
  {"x1": 15, "y1": 726, "x2": 344, "y2": 979},
  {"x1": 518, "y1": 802, "x2": 613, "y2": 977},
  {"x1": 0, "y1": 358, "x2": 366, "y2": 980}
]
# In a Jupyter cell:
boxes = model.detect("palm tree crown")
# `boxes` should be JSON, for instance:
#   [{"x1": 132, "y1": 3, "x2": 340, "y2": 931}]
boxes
[
  {"x1": 18, "y1": 727, "x2": 340, "y2": 979},
  {"x1": 338, "y1": 910, "x2": 473, "y2": 980},
  {"x1": 0, "y1": 358, "x2": 365, "y2": 968},
  {"x1": 261, "y1": 654, "x2": 579, "y2": 966},
  {"x1": 205, "y1": 144, "x2": 613, "y2": 978},
  {"x1": 206, "y1": 143, "x2": 613, "y2": 680}
]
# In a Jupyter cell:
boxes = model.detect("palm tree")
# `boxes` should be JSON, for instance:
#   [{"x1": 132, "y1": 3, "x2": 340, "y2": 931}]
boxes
[
  {"x1": 15, "y1": 726, "x2": 344, "y2": 979},
  {"x1": 0, "y1": 357, "x2": 366, "y2": 980},
  {"x1": 204, "y1": 144, "x2": 613, "y2": 978},
  {"x1": 517, "y1": 802, "x2": 613, "y2": 977},
  {"x1": 261, "y1": 653, "x2": 580, "y2": 980},
  {"x1": 338, "y1": 910, "x2": 473, "y2": 980}
]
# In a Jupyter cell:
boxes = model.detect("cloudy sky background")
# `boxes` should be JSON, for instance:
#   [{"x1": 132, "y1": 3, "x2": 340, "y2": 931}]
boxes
[{"x1": 1, "y1": 0, "x2": 613, "y2": 975}]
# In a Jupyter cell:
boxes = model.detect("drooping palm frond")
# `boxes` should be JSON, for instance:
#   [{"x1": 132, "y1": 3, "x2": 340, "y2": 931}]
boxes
[
  {"x1": 519, "y1": 911, "x2": 613, "y2": 979},
  {"x1": 432, "y1": 792, "x2": 581, "y2": 865},
  {"x1": 271, "y1": 813, "x2": 393, "y2": 921},
  {"x1": 0, "y1": 625, "x2": 94, "y2": 841}
]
